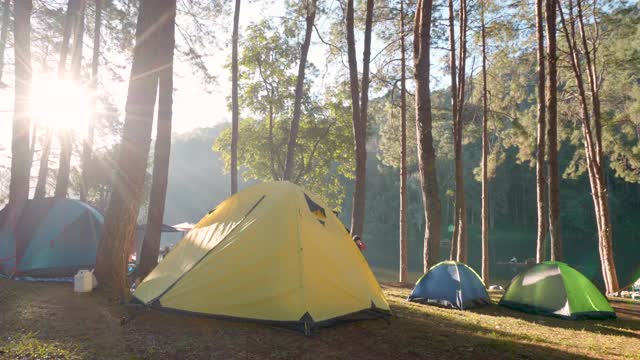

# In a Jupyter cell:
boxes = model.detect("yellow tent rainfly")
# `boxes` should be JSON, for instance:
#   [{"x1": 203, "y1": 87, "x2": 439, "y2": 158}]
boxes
[{"x1": 133, "y1": 181, "x2": 391, "y2": 333}]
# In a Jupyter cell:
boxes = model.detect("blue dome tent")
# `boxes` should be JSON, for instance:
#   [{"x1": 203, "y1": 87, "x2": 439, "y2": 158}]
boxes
[
  {"x1": 408, "y1": 261, "x2": 490, "y2": 310},
  {"x1": 0, "y1": 198, "x2": 103, "y2": 277}
]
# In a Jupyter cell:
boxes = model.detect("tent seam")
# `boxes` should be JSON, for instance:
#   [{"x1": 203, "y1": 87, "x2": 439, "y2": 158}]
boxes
[
  {"x1": 296, "y1": 192, "x2": 308, "y2": 324},
  {"x1": 556, "y1": 263, "x2": 573, "y2": 316}
]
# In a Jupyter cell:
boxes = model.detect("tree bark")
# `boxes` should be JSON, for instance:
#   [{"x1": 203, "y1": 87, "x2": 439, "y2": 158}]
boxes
[
  {"x1": 564, "y1": 0, "x2": 608, "y2": 288},
  {"x1": 284, "y1": 0, "x2": 317, "y2": 181},
  {"x1": 454, "y1": 0, "x2": 468, "y2": 263},
  {"x1": 70, "y1": 0, "x2": 84, "y2": 78},
  {"x1": 80, "y1": 0, "x2": 102, "y2": 201},
  {"x1": 399, "y1": 0, "x2": 408, "y2": 283},
  {"x1": 28, "y1": 121, "x2": 38, "y2": 172},
  {"x1": 346, "y1": 0, "x2": 373, "y2": 238},
  {"x1": 136, "y1": 16, "x2": 175, "y2": 280},
  {"x1": 534, "y1": 0, "x2": 547, "y2": 263},
  {"x1": 352, "y1": 0, "x2": 374, "y2": 237},
  {"x1": 575, "y1": 0, "x2": 618, "y2": 293},
  {"x1": 54, "y1": 128, "x2": 73, "y2": 198},
  {"x1": 55, "y1": 0, "x2": 86, "y2": 198},
  {"x1": 230, "y1": 0, "x2": 240, "y2": 194},
  {"x1": 95, "y1": 0, "x2": 175, "y2": 298},
  {"x1": 58, "y1": 0, "x2": 76, "y2": 77},
  {"x1": 558, "y1": 0, "x2": 618, "y2": 293},
  {"x1": 34, "y1": 128, "x2": 52, "y2": 199},
  {"x1": 8, "y1": 0, "x2": 32, "y2": 228},
  {"x1": 414, "y1": 0, "x2": 441, "y2": 272},
  {"x1": 447, "y1": 0, "x2": 458, "y2": 261},
  {"x1": 480, "y1": 0, "x2": 489, "y2": 285},
  {"x1": 448, "y1": 0, "x2": 468, "y2": 263},
  {"x1": 546, "y1": 0, "x2": 561, "y2": 261},
  {"x1": 345, "y1": 0, "x2": 360, "y2": 148},
  {"x1": 0, "y1": 0, "x2": 11, "y2": 86}
]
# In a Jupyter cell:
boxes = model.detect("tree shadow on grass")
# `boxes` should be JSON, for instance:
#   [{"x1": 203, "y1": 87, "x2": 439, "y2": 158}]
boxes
[
  {"x1": 359, "y1": 301, "x2": 599, "y2": 360},
  {"x1": 0, "y1": 279, "x2": 619, "y2": 359},
  {"x1": 467, "y1": 301, "x2": 640, "y2": 339},
  {"x1": 122, "y1": 302, "x2": 599, "y2": 360}
]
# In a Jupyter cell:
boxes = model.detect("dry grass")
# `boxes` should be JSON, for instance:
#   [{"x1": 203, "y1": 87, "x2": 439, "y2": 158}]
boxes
[
  {"x1": 1, "y1": 279, "x2": 639, "y2": 359},
  {"x1": 373, "y1": 267, "x2": 424, "y2": 283}
]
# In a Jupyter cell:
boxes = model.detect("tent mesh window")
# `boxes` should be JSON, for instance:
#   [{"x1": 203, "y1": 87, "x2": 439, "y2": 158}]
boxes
[{"x1": 304, "y1": 193, "x2": 326, "y2": 225}]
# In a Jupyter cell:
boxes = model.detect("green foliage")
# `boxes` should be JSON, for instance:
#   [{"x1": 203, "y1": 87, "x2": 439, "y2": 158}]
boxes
[
  {"x1": 600, "y1": 6, "x2": 640, "y2": 182},
  {"x1": 376, "y1": 95, "x2": 418, "y2": 169},
  {"x1": 213, "y1": 20, "x2": 354, "y2": 208},
  {"x1": 456, "y1": 0, "x2": 640, "y2": 188}
]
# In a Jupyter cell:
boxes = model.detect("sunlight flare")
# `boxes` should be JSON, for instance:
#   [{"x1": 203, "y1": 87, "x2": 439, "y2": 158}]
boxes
[{"x1": 31, "y1": 78, "x2": 91, "y2": 135}]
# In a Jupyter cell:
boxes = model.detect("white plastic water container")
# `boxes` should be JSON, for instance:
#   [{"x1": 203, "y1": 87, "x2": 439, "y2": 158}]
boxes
[{"x1": 74, "y1": 270, "x2": 94, "y2": 293}]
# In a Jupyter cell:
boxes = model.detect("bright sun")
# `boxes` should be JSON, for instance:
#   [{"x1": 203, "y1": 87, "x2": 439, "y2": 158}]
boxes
[{"x1": 31, "y1": 78, "x2": 91, "y2": 135}]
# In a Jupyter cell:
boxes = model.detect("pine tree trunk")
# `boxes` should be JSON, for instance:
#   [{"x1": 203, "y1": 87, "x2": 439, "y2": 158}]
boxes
[
  {"x1": 230, "y1": 0, "x2": 240, "y2": 194},
  {"x1": 414, "y1": 0, "x2": 441, "y2": 272},
  {"x1": 284, "y1": 0, "x2": 317, "y2": 181},
  {"x1": 34, "y1": 142, "x2": 50, "y2": 198},
  {"x1": 137, "y1": 19, "x2": 175, "y2": 280},
  {"x1": 575, "y1": 0, "x2": 618, "y2": 293},
  {"x1": 559, "y1": 0, "x2": 605, "y2": 285},
  {"x1": 55, "y1": 0, "x2": 85, "y2": 198},
  {"x1": 70, "y1": 0, "x2": 84, "y2": 78},
  {"x1": 350, "y1": 0, "x2": 374, "y2": 237},
  {"x1": 535, "y1": 0, "x2": 547, "y2": 263},
  {"x1": 28, "y1": 122, "x2": 38, "y2": 171},
  {"x1": 0, "y1": 0, "x2": 11, "y2": 86},
  {"x1": 58, "y1": 0, "x2": 76, "y2": 76},
  {"x1": 558, "y1": 0, "x2": 619, "y2": 293},
  {"x1": 447, "y1": 0, "x2": 458, "y2": 261},
  {"x1": 596, "y1": 180, "x2": 618, "y2": 293},
  {"x1": 34, "y1": 128, "x2": 52, "y2": 199},
  {"x1": 80, "y1": 0, "x2": 102, "y2": 202},
  {"x1": 546, "y1": 0, "x2": 561, "y2": 261},
  {"x1": 54, "y1": 130, "x2": 72, "y2": 198},
  {"x1": 345, "y1": 0, "x2": 364, "y2": 237},
  {"x1": 398, "y1": 0, "x2": 408, "y2": 284},
  {"x1": 95, "y1": 0, "x2": 174, "y2": 298},
  {"x1": 268, "y1": 103, "x2": 276, "y2": 179},
  {"x1": 454, "y1": 0, "x2": 468, "y2": 264},
  {"x1": 8, "y1": 0, "x2": 32, "y2": 225},
  {"x1": 480, "y1": 0, "x2": 489, "y2": 285}
]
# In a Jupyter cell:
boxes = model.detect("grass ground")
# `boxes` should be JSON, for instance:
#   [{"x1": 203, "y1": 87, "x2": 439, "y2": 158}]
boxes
[{"x1": 1, "y1": 279, "x2": 639, "y2": 359}]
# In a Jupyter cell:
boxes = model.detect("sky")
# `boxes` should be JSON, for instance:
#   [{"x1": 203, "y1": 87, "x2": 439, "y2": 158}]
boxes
[
  {"x1": 0, "y1": 0, "x2": 449, "y2": 154},
  {"x1": 0, "y1": 1, "x2": 276, "y2": 151},
  {"x1": 169, "y1": 1, "x2": 281, "y2": 133},
  {"x1": 0, "y1": 1, "x2": 332, "y2": 148}
]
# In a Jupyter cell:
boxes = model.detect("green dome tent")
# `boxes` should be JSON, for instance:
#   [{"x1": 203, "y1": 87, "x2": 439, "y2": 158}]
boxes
[{"x1": 499, "y1": 261, "x2": 616, "y2": 320}]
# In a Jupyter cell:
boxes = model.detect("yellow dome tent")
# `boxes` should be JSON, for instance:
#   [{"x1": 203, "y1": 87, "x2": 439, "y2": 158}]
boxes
[{"x1": 133, "y1": 182, "x2": 390, "y2": 333}]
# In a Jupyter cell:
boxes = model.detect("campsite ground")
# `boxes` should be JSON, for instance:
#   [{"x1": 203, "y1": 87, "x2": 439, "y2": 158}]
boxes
[{"x1": 1, "y1": 279, "x2": 639, "y2": 360}]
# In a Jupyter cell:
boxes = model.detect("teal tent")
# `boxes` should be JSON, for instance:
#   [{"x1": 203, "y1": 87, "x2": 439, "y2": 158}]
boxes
[
  {"x1": 499, "y1": 261, "x2": 616, "y2": 320},
  {"x1": 408, "y1": 261, "x2": 490, "y2": 309},
  {"x1": 0, "y1": 198, "x2": 103, "y2": 277}
]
